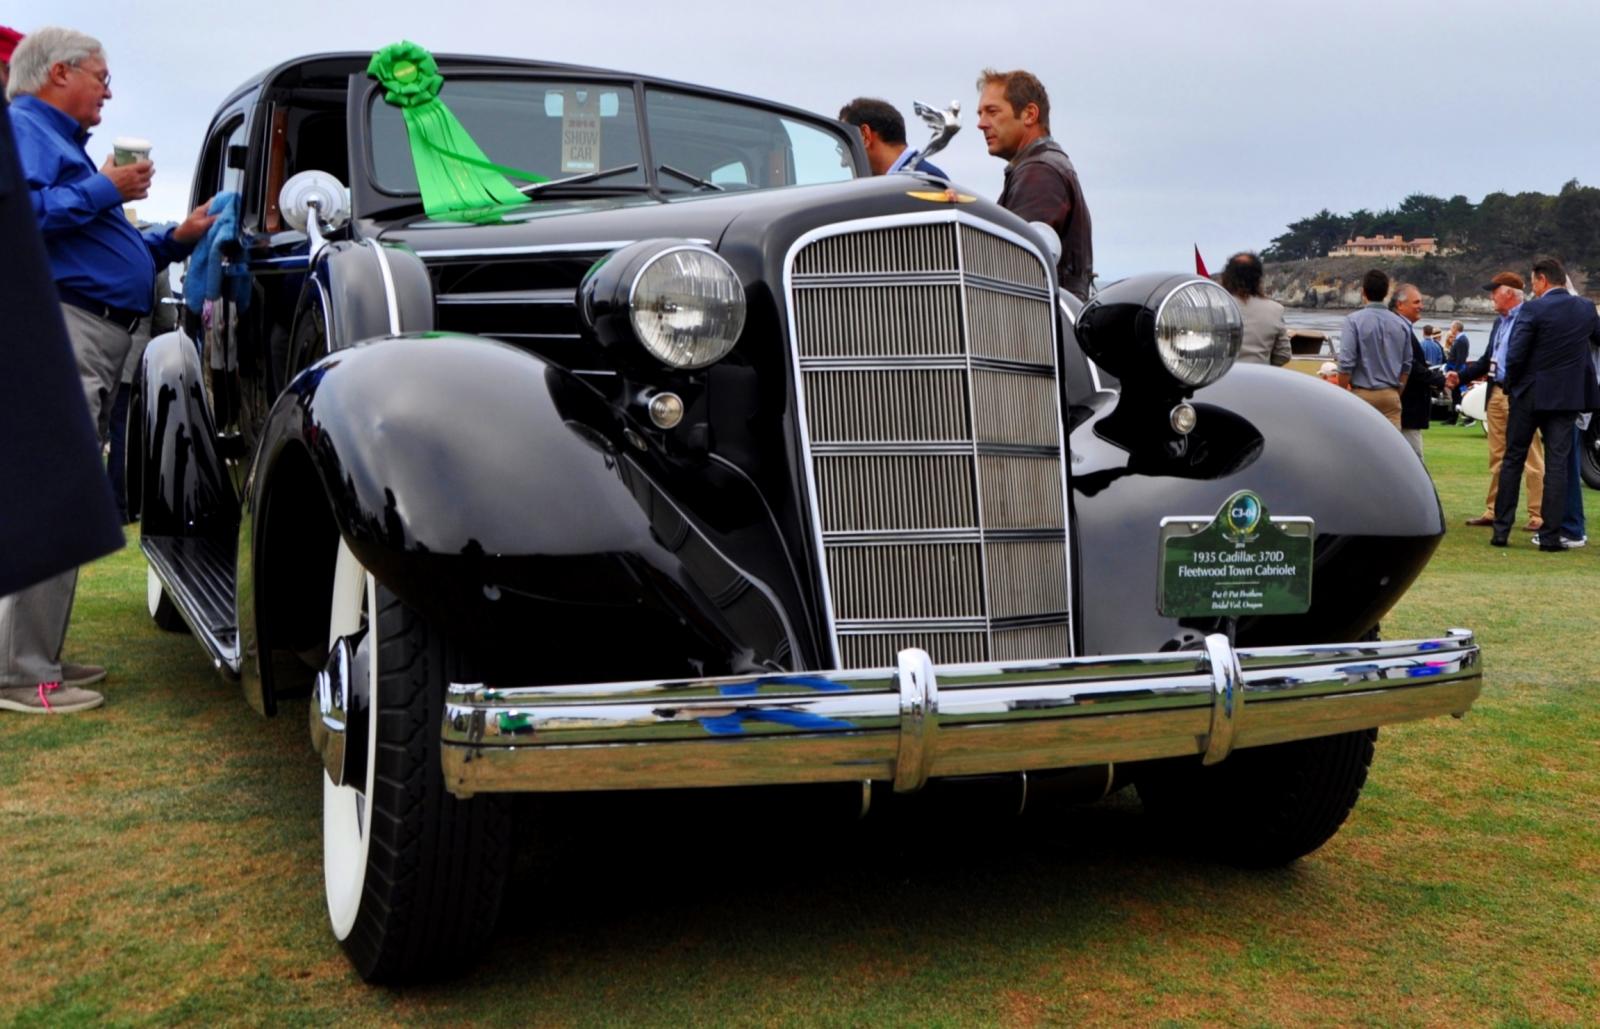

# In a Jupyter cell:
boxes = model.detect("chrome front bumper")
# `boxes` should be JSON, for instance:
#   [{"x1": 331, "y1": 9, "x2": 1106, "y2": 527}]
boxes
[{"x1": 440, "y1": 630, "x2": 1481, "y2": 797}]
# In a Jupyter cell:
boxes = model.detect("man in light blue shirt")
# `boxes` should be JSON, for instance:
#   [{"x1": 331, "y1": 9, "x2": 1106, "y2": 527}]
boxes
[
  {"x1": 838, "y1": 97, "x2": 947, "y2": 179},
  {"x1": 1337, "y1": 269, "x2": 1412, "y2": 428},
  {"x1": 1452, "y1": 272, "x2": 1543, "y2": 530},
  {"x1": 1420, "y1": 326, "x2": 1445, "y2": 364}
]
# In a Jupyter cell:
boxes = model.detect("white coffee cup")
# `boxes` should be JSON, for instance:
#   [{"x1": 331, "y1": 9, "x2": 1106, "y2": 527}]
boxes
[{"x1": 113, "y1": 136, "x2": 152, "y2": 166}]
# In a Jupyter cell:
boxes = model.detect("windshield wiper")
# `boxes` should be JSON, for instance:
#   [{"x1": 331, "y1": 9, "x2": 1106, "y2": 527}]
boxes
[
  {"x1": 657, "y1": 164, "x2": 724, "y2": 192},
  {"x1": 519, "y1": 163, "x2": 642, "y2": 196}
]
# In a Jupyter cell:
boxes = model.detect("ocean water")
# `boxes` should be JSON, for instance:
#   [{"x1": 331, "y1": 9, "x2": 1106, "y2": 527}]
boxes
[{"x1": 1283, "y1": 309, "x2": 1493, "y2": 360}]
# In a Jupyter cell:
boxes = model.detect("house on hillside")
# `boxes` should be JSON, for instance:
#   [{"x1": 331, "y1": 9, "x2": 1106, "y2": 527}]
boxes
[{"x1": 1329, "y1": 235, "x2": 1444, "y2": 258}]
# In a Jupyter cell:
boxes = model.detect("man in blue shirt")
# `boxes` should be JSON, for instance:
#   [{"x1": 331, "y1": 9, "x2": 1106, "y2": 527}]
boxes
[
  {"x1": 1419, "y1": 325, "x2": 1445, "y2": 364},
  {"x1": 1336, "y1": 269, "x2": 1412, "y2": 428},
  {"x1": 837, "y1": 97, "x2": 948, "y2": 179},
  {"x1": 1452, "y1": 272, "x2": 1544, "y2": 532},
  {"x1": 1, "y1": 26, "x2": 215, "y2": 712}
]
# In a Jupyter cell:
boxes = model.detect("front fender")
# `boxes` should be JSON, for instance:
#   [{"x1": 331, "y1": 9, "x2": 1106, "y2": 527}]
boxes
[
  {"x1": 133, "y1": 328, "x2": 237, "y2": 536},
  {"x1": 1071, "y1": 364, "x2": 1443, "y2": 654},
  {"x1": 251, "y1": 332, "x2": 797, "y2": 696}
]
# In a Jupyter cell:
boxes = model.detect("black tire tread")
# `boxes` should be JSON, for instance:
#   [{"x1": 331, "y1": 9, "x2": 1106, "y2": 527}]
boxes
[
  {"x1": 150, "y1": 580, "x2": 188, "y2": 633},
  {"x1": 1581, "y1": 420, "x2": 1600, "y2": 490},
  {"x1": 1136, "y1": 728, "x2": 1378, "y2": 868},
  {"x1": 340, "y1": 585, "x2": 512, "y2": 983}
]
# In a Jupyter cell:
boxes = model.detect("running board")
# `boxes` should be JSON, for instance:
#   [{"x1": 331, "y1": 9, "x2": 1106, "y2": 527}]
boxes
[{"x1": 142, "y1": 534, "x2": 241, "y2": 677}]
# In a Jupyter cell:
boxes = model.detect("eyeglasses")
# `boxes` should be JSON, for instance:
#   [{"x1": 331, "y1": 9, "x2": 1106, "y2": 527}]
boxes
[{"x1": 68, "y1": 64, "x2": 111, "y2": 91}]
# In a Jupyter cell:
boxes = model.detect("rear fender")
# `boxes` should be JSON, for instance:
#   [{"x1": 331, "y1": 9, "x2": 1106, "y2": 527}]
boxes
[{"x1": 133, "y1": 328, "x2": 237, "y2": 537}]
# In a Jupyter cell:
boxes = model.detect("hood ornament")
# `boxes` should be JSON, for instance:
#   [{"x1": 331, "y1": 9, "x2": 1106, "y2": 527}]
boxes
[{"x1": 904, "y1": 99, "x2": 960, "y2": 172}]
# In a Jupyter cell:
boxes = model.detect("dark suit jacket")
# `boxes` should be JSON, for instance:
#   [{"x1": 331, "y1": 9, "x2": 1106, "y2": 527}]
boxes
[
  {"x1": 1400, "y1": 335, "x2": 1446, "y2": 429},
  {"x1": 0, "y1": 98, "x2": 125, "y2": 595},
  {"x1": 1503, "y1": 288, "x2": 1600, "y2": 411}
]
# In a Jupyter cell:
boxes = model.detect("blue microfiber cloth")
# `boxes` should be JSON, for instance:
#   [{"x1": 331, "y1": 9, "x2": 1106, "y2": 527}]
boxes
[{"x1": 185, "y1": 191, "x2": 244, "y2": 313}]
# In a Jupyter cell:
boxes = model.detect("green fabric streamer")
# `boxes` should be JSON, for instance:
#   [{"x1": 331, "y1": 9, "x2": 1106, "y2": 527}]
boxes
[{"x1": 367, "y1": 41, "x2": 547, "y2": 219}]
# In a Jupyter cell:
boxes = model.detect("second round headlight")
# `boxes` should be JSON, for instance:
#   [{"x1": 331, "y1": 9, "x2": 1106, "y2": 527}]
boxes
[
  {"x1": 1153, "y1": 280, "x2": 1242, "y2": 388},
  {"x1": 629, "y1": 247, "x2": 747, "y2": 369}
]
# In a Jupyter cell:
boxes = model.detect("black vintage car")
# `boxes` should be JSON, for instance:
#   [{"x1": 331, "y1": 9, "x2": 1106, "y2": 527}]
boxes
[{"x1": 134, "y1": 50, "x2": 1482, "y2": 982}]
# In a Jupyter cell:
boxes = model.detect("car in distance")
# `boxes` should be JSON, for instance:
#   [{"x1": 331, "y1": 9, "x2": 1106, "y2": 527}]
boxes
[{"x1": 132, "y1": 50, "x2": 1483, "y2": 982}]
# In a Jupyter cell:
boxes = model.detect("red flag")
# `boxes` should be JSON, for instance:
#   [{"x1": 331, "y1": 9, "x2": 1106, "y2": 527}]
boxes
[{"x1": 1194, "y1": 245, "x2": 1209, "y2": 278}]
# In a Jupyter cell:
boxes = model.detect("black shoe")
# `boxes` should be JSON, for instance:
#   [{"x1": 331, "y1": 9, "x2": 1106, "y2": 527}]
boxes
[
  {"x1": 1491, "y1": 534, "x2": 1509, "y2": 547},
  {"x1": 1538, "y1": 541, "x2": 1565, "y2": 552}
]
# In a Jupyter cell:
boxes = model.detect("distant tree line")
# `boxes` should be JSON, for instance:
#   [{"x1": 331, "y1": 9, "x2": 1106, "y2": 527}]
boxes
[{"x1": 1262, "y1": 180, "x2": 1600, "y2": 267}]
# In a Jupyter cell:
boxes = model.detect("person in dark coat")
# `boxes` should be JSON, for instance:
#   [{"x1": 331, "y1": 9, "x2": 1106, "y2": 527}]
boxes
[
  {"x1": 1490, "y1": 256, "x2": 1600, "y2": 549},
  {"x1": 1393, "y1": 284, "x2": 1446, "y2": 461},
  {"x1": 0, "y1": 94, "x2": 124, "y2": 712}
]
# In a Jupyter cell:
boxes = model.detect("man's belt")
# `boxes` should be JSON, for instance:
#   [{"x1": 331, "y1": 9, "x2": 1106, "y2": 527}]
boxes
[{"x1": 58, "y1": 288, "x2": 143, "y2": 333}]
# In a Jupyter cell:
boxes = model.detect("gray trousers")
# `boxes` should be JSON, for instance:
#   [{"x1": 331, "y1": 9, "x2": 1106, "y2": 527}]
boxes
[{"x1": 0, "y1": 304, "x2": 131, "y2": 686}]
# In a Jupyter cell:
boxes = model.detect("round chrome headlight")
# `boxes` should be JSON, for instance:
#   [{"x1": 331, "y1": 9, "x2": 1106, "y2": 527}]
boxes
[
  {"x1": 1153, "y1": 280, "x2": 1242, "y2": 388},
  {"x1": 628, "y1": 247, "x2": 746, "y2": 369}
]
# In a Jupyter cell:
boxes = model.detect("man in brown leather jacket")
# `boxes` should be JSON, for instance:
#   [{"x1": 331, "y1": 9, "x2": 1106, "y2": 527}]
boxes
[{"x1": 976, "y1": 68, "x2": 1093, "y2": 300}]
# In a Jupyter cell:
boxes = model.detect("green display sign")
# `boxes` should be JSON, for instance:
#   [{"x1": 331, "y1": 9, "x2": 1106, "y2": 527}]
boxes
[{"x1": 1158, "y1": 491, "x2": 1314, "y2": 617}]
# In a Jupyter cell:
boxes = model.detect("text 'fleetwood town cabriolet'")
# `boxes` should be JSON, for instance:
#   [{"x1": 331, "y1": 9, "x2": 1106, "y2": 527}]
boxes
[{"x1": 132, "y1": 45, "x2": 1482, "y2": 981}]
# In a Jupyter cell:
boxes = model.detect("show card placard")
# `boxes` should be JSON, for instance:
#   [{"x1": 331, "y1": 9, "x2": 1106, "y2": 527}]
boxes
[{"x1": 1158, "y1": 491, "x2": 1314, "y2": 617}]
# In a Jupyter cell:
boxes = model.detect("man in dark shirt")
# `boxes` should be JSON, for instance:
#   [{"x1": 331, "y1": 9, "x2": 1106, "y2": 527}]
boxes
[
  {"x1": 975, "y1": 68, "x2": 1093, "y2": 300},
  {"x1": 1, "y1": 26, "x2": 215, "y2": 713}
]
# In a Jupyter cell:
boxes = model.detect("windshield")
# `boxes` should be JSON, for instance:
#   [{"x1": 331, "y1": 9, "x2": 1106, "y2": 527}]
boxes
[
  {"x1": 645, "y1": 89, "x2": 855, "y2": 192},
  {"x1": 367, "y1": 77, "x2": 858, "y2": 198}
]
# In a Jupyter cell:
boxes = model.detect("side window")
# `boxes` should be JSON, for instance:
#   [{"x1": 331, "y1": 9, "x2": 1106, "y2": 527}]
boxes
[
  {"x1": 218, "y1": 120, "x2": 248, "y2": 196},
  {"x1": 193, "y1": 114, "x2": 246, "y2": 209}
]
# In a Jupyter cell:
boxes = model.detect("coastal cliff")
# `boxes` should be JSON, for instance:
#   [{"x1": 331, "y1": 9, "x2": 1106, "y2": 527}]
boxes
[{"x1": 1262, "y1": 256, "x2": 1595, "y2": 313}]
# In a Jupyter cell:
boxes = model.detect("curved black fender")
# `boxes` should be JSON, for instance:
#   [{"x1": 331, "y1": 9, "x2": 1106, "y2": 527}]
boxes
[
  {"x1": 132, "y1": 328, "x2": 236, "y2": 536},
  {"x1": 1070, "y1": 363, "x2": 1444, "y2": 654},
  {"x1": 242, "y1": 332, "x2": 799, "y2": 715}
]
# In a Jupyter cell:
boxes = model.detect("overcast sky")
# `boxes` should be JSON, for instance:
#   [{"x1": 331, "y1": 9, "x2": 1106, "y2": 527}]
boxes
[{"x1": 17, "y1": 0, "x2": 1600, "y2": 278}]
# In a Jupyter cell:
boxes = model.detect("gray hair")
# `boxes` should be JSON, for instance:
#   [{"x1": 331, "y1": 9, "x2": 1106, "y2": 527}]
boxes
[
  {"x1": 5, "y1": 27, "x2": 104, "y2": 101},
  {"x1": 1450, "y1": 321, "x2": 1464, "y2": 332}
]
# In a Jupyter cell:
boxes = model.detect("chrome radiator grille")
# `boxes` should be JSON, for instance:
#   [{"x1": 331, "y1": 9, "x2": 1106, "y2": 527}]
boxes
[{"x1": 788, "y1": 218, "x2": 1072, "y2": 670}]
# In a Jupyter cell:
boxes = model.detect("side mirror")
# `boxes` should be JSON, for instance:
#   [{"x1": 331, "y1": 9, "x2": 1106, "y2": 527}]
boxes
[
  {"x1": 905, "y1": 100, "x2": 960, "y2": 171},
  {"x1": 278, "y1": 170, "x2": 349, "y2": 255}
]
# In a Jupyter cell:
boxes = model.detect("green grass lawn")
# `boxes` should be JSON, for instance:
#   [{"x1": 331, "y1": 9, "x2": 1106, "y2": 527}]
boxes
[{"x1": 2, "y1": 422, "x2": 1597, "y2": 1026}]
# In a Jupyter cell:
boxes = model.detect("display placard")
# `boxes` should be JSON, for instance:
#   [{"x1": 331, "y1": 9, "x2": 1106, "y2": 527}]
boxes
[
  {"x1": 561, "y1": 89, "x2": 600, "y2": 174},
  {"x1": 1158, "y1": 491, "x2": 1313, "y2": 617}
]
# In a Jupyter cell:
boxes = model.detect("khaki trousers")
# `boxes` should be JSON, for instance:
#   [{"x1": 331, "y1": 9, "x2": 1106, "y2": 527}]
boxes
[
  {"x1": 0, "y1": 304, "x2": 130, "y2": 686},
  {"x1": 1354, "y1": 387, "x2": 1402, "y2": 429},
  {"x1": 1483, "y1": 388, "x2": 1543, "y2": 521}
]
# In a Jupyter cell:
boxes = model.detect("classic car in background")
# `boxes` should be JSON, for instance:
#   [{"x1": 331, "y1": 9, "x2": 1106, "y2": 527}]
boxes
[{"x1": 132, "y1": 50, "x2": 1482, "y2": 982}]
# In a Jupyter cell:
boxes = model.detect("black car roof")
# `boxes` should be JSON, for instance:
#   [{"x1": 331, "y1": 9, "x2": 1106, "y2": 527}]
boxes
[{"x1": 223, "y1": 50, "x2": 832, "y2": 125}]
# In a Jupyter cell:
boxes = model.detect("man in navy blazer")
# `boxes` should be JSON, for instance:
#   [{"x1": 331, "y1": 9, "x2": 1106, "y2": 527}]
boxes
[{"x1": 1491, "y1": 256, "x2": 1600, "y2": 548}]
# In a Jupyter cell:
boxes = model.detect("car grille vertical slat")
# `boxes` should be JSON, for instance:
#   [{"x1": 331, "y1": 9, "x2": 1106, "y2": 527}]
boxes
[{"x1": 790, "y1": 218, "x2": 1073, "y2": 668}]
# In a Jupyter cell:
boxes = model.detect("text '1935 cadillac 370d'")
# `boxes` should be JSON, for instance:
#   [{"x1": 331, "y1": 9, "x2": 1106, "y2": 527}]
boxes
[{"x1": 132, "y1": 44, "x2": 1482, "y2": 981}]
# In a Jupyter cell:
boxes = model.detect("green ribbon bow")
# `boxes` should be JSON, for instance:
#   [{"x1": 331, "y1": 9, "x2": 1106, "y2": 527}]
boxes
[{"x1": 367, "y1": 41, "x2": 547, "y2": 220}]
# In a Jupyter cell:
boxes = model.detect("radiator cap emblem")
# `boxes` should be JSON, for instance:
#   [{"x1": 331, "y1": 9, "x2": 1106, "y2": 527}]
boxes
[{"x1": 906, "y1": 188, "x2": 976, "y2": 204}]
